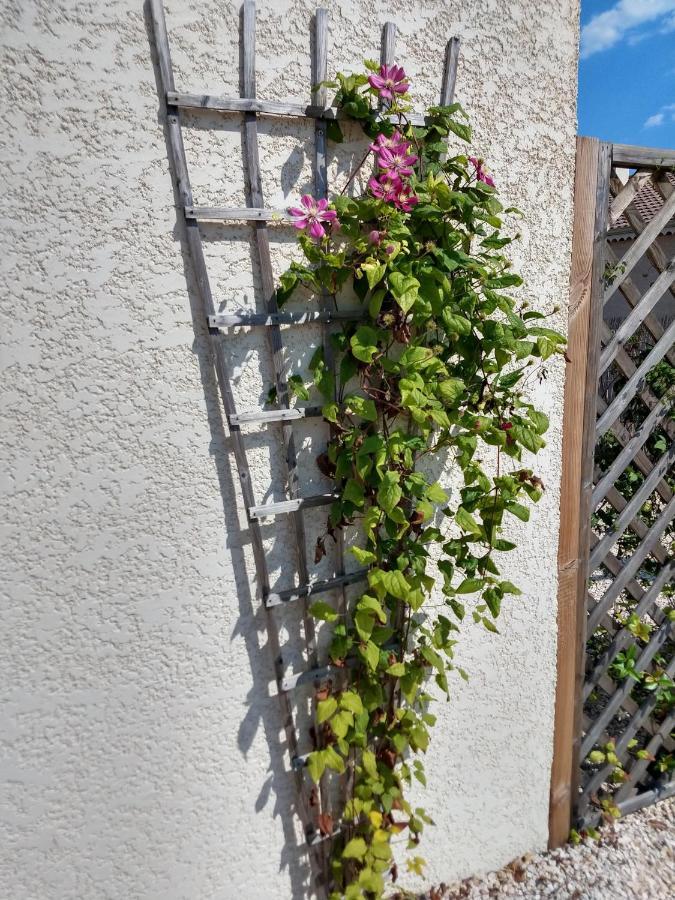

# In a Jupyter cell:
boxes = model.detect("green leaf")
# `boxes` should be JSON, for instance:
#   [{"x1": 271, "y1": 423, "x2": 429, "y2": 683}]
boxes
[
  {"x1": 437, "y1": 377, "x2": 465, "y2": 405},
  {"x1": 355, "y1": 608, "x2": 375, "y2": 641},
  {"x1": 323, "y1": 744, "x2": 345, "y2": 773},
  {"x1": 344, "y1": 393, "x2": 378, "y2": 421},
  {"x1": 505, "y1": 501, "x2": 530, "y2": 522},
  {"x1": 340, "y1": 691, "x2": 364, "y2": 715},
  {"x1": 350, "y1": 325, "x2": 380, "y2": 363},
  {"x1": 528, "y1": 409, "x2": 550, "y2": 434},
  {"x1": 455, "y1": 506, "x2": 482, "y2": 535},
  {"x1": 499, "y1": 581, "x2": 522, "y2": 595},
  {"x1": 288, "y1": 374, "x2": 309, "y2": 401},
  {"x1": 377, "y1": 470, "x2": 402, "y2": 514},
  {"x1": 331, "y1": 708, "x2": 354, "y2": 738},
  {"x1": 350, "y1": 546, "x2": 377, "y2": 565},
  {"x1": 343, "y1": 478, "x2": 365, "y2": 506},
  {"x1": 362, "y1": 639, "x2": 380, "y2": 671},
  {"x1": 389, "y1": 271, "x2": 420, "y2": 312},
  {"x1": 362, "y1": 749, "x2": 378, "y2": 779},
  {"x1": 361, "y1": 259, "x2": 387, "y2": 290},
  {"x1": 426, "y1": 481, "x2": 448, "y2": 504},
  {"x1": 482, "y1": 616, "x2": 499, "y2": 634},
  {"x1": 358, "y1": 594, "x2": 387, "y2": 623},
  {"x1": 510, "y1": 423, "x2": 545, "y2": 454},
  {"x1": 276, "y1": 270, "x2": 298, "y2": 306},
  {"x1": 343, "y1": 837, "x2": 368, "y2": 860},
  {"x1": 321, "y1": 401, "x2": 339, "y2": 424},
  {"x1": 370, "y1": 568, "x2": 410, "y2": 601},
  {"x1": 456, "y1": 578, "x2": 484, "y2": 594},
  {"x1": 326, "y1": 119, "x2": 343, "y2": 143},
  {"x1": 317, "y1": 696, "x2": 337, "y2": 723},
  {"x1": 309, "y1": 601, "x2": 339, "y2": 622},
  {"x1": 307, "y1": 750, "x2": 325, "y2": 783},
  {"x1": 442, "y1": 309, "x2": 472, "y2": 336},
  {"x1": 387, "y1": 661, "x2": 406, "y2": 676},
  {"x1": 447, "y1": 118, "x2": 472, "y2": 142},
  {"x1": 484, "y1": 587, "x2": 501, "y2": 617}
]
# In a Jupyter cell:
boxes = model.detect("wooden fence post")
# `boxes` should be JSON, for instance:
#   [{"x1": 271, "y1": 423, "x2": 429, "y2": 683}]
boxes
[{"x1": 549, "y1": 136, "x2": 611, "y2": 847}]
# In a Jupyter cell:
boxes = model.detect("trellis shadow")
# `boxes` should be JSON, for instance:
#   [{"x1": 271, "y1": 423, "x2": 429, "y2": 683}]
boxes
[{"x1": 145, "y1": 3, "x2": 313, "y2": 896}]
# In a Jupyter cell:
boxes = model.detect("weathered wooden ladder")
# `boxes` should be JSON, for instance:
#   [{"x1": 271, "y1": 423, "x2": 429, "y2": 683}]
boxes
[{"x1": 150, "y1": 0, "x2": 460, "y2": 887}]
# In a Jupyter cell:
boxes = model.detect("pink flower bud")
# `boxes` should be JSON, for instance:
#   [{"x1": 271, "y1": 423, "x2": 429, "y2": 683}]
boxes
[{"x1": 368, "y1": 230, "x2": 381, "y2": 245}]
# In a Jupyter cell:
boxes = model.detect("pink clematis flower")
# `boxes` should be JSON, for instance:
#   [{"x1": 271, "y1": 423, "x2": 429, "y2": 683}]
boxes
[
  {"x1": 368, "y1": 64, "x2": 409, "y2": 100},
  {"x1": 288, "y1": 194, "x2": 338, "y2": 239},
  {"x1": 368, "y1": 172, "x2": 403, "y2": 202},
  {"x1": 377, "y1": 145, "x2": 418, "y2": 178},
  {"x1": 395, "y1": 186, "x2": 419, "y2": 212},
  {"x1": 369, "y1": 130, "x2": 409, "y2": 155},
  {"x1": 468, "y1": 156, "x2": 495, "y2": 188}
]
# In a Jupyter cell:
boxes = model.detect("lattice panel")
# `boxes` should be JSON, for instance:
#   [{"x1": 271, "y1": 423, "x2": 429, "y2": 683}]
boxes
[
  {"x1": 576, "y1": 157, "x2": 675, "y2": 829},
  {"x1": 150, "y1": 2, "x2": 460, "y2": 891}
]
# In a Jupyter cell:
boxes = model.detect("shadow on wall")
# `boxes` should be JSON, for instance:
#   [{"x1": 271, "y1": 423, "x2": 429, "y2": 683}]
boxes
[{"x1": 144, "y1": 3, "x2": 315, "y2": 895}]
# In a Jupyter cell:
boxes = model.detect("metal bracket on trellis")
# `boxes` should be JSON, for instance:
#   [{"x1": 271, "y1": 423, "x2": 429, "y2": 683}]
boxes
[
  {"x1": 574, "y1": 144, "x2": 675, "y2": 830},
  {"x1": 150, "y1": 0, "x2": 461, "y2": 889}
]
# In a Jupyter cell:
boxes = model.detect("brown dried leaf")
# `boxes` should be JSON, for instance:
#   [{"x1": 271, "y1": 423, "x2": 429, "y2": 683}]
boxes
[{"x1": 317, "y1": 812, "x2": 333, "y2": 836}]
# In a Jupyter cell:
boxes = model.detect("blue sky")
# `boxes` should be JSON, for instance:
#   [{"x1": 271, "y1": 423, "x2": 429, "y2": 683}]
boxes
[{"x1": 579, "y1": 0, "x2": 675, "y2": 146}]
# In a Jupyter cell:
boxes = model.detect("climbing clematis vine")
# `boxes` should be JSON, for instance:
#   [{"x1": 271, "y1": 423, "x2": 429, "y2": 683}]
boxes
[
  {"x1": 275, "y1": 59, "x2": 565, "y2": 900},
  {"x1": 288, "y1": 194, "x2": 338, "y2": 239}
]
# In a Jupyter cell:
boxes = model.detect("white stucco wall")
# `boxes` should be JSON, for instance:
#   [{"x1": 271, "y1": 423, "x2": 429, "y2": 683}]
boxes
[{"x1": 1, "y1": 1, "x2": 580, "y2": 898}]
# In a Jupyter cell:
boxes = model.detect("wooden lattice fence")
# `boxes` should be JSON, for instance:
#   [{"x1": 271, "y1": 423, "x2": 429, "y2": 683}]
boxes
[{"x1": 551, "y1": 138, "x2": 675, "y2": 844}]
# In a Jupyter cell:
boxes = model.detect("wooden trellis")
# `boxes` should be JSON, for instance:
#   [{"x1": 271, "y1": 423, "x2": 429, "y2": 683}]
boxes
[
  {"x1": 551, "y1": 138, "x2": 675, "y2": 844},
  {"x1": 149, "y1": 0, "x2": 460, "y2": 889}
]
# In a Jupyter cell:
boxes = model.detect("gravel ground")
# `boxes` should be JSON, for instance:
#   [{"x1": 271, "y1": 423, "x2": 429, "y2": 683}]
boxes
[{"x1": 417, "y1": 798, "x2": 675, "y2": 900}]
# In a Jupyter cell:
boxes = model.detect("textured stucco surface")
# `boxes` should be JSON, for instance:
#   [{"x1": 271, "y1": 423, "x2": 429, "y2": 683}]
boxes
[{"x1": 0, "y1": 1, "x2": 579, "y2": 898}]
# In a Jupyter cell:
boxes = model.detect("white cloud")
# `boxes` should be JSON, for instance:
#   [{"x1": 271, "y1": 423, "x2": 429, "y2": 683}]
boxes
[
  {"x1": 643, "y1": 103, "x2": 675, "y2": 127},
  {"x1": 581, "y1": 0, "x2": 675, "y2": 58}
]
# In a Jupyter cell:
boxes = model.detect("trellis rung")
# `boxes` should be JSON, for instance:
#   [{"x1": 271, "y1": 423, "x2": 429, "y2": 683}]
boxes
[
  {"x1": 282, "y1": 640, "x2": 400, "y2": 692},
  {"x1": 307, "y1": 826, "x2": 341, "y2": 846},
  {"x1": 167, "y1": 89, "x2": 427, "y2": 125},
  {"x1": 210, "y1": 310, "x2": 364, "y2": 328},
  {"x1": 228, "y1": 406, "x2": 323, "y2": 425},
  {"x1": 615, "y1": 781, "x2": 675, "y2": 817},
  {"x1": 266, "y1": 569, "x2": 368, "y2": 608},
  {"x1": 248, "y1": 492, "x2": 338, "y2": 520},
  {"x1": 280, "y1": 662, "x2": 346, "y2": 693},
  {"x1": 186, "y1": 206, "x2": 290, "y2": 222}
]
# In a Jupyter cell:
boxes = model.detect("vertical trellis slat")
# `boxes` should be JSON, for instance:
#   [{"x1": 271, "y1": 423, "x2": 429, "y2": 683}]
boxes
[
  {"x1": 440, "y1": 36, "x2": 461, "y2": 106},
  {"x1": 381, "y1": 21, "x2": 396, "y2": 67},
  {"x1": 241, "y1": 0, "x2": 318, "y2": 668}
]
